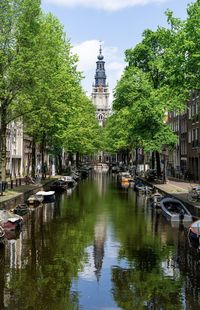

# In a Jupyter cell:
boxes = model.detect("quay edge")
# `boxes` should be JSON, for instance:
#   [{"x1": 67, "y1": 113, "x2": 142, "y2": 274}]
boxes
[{"x1": 0, "y1": 180, "x2": 55, "y2": 210}]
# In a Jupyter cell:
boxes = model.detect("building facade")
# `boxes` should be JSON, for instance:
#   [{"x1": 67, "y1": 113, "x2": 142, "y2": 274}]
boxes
[
  {"x1": 6, "y1": 120, "x2": 24, "y2": 177},
  {"x1": 168, "y1": 92, "x2": 200, "y2": 181}
]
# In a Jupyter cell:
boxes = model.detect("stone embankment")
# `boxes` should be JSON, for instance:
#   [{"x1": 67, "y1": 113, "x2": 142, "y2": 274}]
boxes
[{"x1": 0, "y1": 178, "x2": 56, "y2": 209}]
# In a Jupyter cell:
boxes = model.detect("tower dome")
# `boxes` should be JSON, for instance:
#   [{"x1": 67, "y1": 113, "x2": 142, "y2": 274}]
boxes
[{"x1": 97, "y1": 43, "x2": 104, "y2": 60}]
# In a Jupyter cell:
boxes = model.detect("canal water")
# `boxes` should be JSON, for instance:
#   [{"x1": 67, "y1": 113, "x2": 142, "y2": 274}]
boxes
[{"x1": 1, "y1": 173, "x2": 200, "y2": 309}]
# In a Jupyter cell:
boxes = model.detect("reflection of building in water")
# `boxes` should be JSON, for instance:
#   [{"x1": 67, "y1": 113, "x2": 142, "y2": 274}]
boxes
[
  {"x1": 93, "y1": 173, "x2": 109, "y2": 196},
  {"x1": 93, "y1": 214, "x2": 107, "y2": 282},
  {"x1": 78, "y1": 214, "x2": 107, "y2": 282},
  {"x1": 43, "y1": 203, "x2": 55, "y2": 223},
  {"x1": 6, "y1": 233, "x2": 23, "y2": 269}
]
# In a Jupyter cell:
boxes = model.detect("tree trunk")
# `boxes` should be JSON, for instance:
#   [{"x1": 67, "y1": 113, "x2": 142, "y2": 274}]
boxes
[
  {"x1": 76, "y1": 152, "x2": 80, "y2": 167},
  {"x1": 58, "y1": 153, "x2": 62, "y2": 174},
  {"x1": 69, "y1": 152, "x2": 74, "y2": 166},
  {"x1": 41, "y1": 137, "x2": 45, "y2": 179},
  {"x1": 135, "y1": 148, "x2": 138, "y2": 171},
  {"x1": 156, "y1": 151, "x2": 161, "y2": 178},
  {"x1": 31, "y1": 139, "x2": 36, "y2": 178},
  {"x1": 143, "y1": 152, "x2": 146, "y2": 172},
  {"x1": 127, "y1": 149, "x2": 130, "y2": 165},
  {"x1": 151, "y1": 151, "x2": 155, "y2": 170}
]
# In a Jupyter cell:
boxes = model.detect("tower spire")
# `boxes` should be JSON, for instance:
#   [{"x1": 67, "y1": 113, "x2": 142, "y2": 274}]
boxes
[
  {"x1": 99, "y1": 40, "x2": 102, "y2": 55},
  {"x1": 95, "y1": 42, "x2": 106, "y2": 87}
]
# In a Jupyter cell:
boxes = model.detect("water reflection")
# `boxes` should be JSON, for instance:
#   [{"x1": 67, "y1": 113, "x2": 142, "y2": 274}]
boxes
[{"x1": 0, "y1": 175, "x2": 200, "y2": 309}]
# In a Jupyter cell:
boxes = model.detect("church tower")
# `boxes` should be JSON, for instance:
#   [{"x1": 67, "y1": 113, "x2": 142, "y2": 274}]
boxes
[{"x1": 92, "y1": 43, "x2": 111, "y2": 126}]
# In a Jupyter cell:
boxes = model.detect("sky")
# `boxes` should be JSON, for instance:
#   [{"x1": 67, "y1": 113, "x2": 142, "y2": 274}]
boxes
[{"x1": 42, "y1": 0, "x2": 191, "y2": 100}]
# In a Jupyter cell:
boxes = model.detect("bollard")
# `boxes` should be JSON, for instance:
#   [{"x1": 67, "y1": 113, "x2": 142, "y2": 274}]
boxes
[
  {"x1": 11, "y1": 180, "x2": 13, "y2": 189},
  {"x1": 19, "y1": 178, "x2": 21, "y2": 186},
  {"x1": 15, "y1": 179, "x2": 18, "y2": 187}
]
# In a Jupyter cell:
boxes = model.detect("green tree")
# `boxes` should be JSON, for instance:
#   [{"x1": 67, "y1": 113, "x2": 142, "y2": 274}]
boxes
[
  {"x1": 164, "y1": 1, "x2": 200, "y2": 101},
  {"x1": 0, "y1": 0, "x2": 41, "y2": 180}
]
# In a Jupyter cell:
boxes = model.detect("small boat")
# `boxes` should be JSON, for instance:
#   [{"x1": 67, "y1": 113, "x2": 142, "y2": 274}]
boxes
[
  {"x1": 12, "y1": 204, "x2": 29, "y2": 216},
  {"x1": 5, "y1": 227, "x2": 21, "y2": 240},
  {"x1": 119, "y1": 172, "x2": 134, "y2": 183},
  {"x1": 35, "y1": 191, "x2": 55, "y2": 203},
  {"x1": 71, "y1": 171, "x2": 80, "y2": 181},
  {"x1": 27, "y1": 194, "x2": 44, "y2": 206},
  {"x1": 188, "y1": 220, "x2": 200, "y2": 250},
  {"x1": 78, "y1": 168, "x2": 89, "y2": 178},
  {"x1": 94, "y1": 163, "x2": 109, "y2": 173},
  {"x1": 60, "y1": 176, "x2": 76, "y2": 188},
  {"x1": 0, "y1": 210, "x2": 23, "y2": 230},
  {"x1": 50, "y1": 180, "x2": 68, "y2": 192},
  {"x1": 160, "y1": 197, "x2": 192, "y2": 222},
  {"x1": 111, "y1": 165, "x2": 120, "y2": 173}
]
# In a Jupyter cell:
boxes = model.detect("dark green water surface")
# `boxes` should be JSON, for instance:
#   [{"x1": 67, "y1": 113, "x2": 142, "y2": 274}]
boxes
[{"x1": 1, "y1": 173, "x2": 200, "y2": 310}]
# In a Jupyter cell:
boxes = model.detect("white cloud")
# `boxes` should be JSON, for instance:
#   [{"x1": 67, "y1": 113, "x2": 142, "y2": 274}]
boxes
[
  {"x1": 44, "y1": 0, "x2": 167, "y2": 11},
  {"x1": 107, "y1": 62, "x2": 124, "y2": 71},
  {"x1": 72, "y1": 40, "x2": 125, "y2": 101},
  {"x1": 72, "y1": 40, "x2": 100, "y2": 72}
]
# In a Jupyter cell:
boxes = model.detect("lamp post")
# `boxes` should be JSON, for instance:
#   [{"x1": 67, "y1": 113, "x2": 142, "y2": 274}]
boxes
[{"x1": 163, "y1": 148, "x2": 167, "y2": 184}]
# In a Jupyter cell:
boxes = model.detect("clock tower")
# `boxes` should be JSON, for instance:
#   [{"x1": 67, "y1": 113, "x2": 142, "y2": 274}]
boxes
[{"x1": 92, "y1": 43, "x2": 111, "y2": 126}]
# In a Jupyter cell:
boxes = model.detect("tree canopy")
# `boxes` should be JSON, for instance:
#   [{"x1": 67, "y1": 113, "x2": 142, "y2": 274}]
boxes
[{"x1": 104, "y1": 0, "x2": 200, "y2": 157}]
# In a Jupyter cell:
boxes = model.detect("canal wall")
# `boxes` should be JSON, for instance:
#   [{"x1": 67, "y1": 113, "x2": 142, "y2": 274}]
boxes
[{"x1": 0, "y1": 180, "x2": 54, "y2": 210}]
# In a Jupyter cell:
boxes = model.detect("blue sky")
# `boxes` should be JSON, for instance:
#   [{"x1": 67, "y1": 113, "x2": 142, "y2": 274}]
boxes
[{"x1": 42, "y1": 0, "x2": 191, "y2": 99}]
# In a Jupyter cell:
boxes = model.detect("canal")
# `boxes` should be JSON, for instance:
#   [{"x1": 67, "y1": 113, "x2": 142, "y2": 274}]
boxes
[{"x1": 1, "y1": 173, "x2": 200, "y2": 309}]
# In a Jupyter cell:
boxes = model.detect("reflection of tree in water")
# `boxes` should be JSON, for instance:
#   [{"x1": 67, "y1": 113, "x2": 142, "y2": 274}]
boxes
[
  {"x1": 4, "y1": 183, "x2": 98, "y2": 309},
  {"x1": 176, "y1": 227, "x2": 200, "y2": 309},
  {"x1": 110, "y1": 193, "x2": 183, "y2": 309},
  {"x1": 111, "y1": 265, "x2": 182, "y2": 310},
  {"x1": 0, "y1": 246, "x2": 5, "y2": 309}
]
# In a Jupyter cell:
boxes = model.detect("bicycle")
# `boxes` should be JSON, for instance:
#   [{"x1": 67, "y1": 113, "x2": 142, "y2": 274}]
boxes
[{"x1": 187, "y1": 185, "x2": 200, "y2": 202}]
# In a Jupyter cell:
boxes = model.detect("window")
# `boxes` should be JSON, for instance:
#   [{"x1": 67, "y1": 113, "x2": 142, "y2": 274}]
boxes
[
  {"x1": 188, "y1": 107, "x2": 191, "y2": 119},
  {"x1": 188, "y1": 129, "x2": 191, "y2": 143},
  {"x1": 98, "y1": 114, "x2": 104, "y2": 121},
  {"x1": 193, "y1": 128, "x2": 196, "y2": 141}
]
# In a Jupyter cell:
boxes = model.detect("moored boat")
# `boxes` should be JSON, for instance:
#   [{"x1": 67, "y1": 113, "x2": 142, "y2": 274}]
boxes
[
  {"x1": 12, "y1": 204, "x2": 29, "y2": 216},
  {"x1": 118, "y1": 172, "x2": 134, "y2": 183},
  {"x1": 94, "y1": 163, "x2": 109, "y2": 173},
  {"x1": 0, "y1": 210, "x2": 23, "y2": 230},
  {"x1": 160, "y1": 197, "x2": 192, "y2": 222},
  {"x1": 35, "y1": 190, "x2": 55, "y2": 203},
  {"x1": 50, "y1": 180, "x2": 68, "y2": 192},
  {"x1": 27, "y1": 194, "x2": 44, "y2": 206},
  {"x1": 60, "y1": 176, "x2": 76, "y2": 188},
  {"x1": 188, "y1": 220, "x2": 200, "y2": 249}
]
